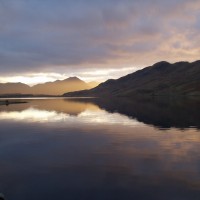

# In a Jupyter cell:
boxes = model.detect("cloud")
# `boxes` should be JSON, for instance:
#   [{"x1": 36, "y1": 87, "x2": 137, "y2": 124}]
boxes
[{"x1": 0, "y1": 0, "x2": 199, "y2": 80}]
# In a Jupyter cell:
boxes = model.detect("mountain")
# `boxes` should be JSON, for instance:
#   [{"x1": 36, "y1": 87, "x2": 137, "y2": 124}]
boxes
[
  {"x1": 64, "y1": 60, "x2": 200, "y2": 97},
  {"x1": 31, "y1": 77, "x2": 90, "y2": 95},
  {"x1": 0, "y1": 77, "x2": 95, "y2": 96},
  {"x1": 0, "y1": 82, "x2": 30, "y2": 95}
]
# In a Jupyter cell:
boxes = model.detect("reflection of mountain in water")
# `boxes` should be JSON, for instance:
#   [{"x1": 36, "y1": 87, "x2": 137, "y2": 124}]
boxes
[
  {"x1": 0, "y1": 99, "x2": 100, "y2": 117},
  {"x1": 74, "y1": 97, "x2": 200, "y2": 129},
  {"x1": 0, "y1": 97, "x2": 200, "y2": 129}
]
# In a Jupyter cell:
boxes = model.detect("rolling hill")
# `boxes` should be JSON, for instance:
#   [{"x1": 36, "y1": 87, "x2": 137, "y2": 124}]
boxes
[
  {"x1": 32, "y1": 77, "x2": 90, "y2": 95},
  {"x1": 0, "y1": 77, "x2": 99, "y2": 96}
]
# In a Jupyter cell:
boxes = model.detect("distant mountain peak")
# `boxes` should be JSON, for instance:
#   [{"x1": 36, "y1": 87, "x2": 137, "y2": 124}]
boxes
[
  {"x1": 3, "y1": 82, "x2": 29, "y2": 86},
  {"x1": 65, "y1": 76, "x2": 81, "y2": 81},
  {"x1": 0, "y1": 76, "x2": 95, "y2": 96},
  {"x1": 51, "y1": 77, "x2": 82, "y2": 83},
  {"x1": 152, "y1": 61, "x2": 170, "y2": 69}
]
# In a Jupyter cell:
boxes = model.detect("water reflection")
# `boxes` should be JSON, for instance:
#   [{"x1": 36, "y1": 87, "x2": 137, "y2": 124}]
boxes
[
  {"x1": 0, "y1": 108, "x2": 68, "y2": 122},
  {"x1": 0, "y1": 98, "x2": 200, "y2": 200},
  {"x1": 0, "y1": 98, "x2": 99, "y2": 116},
  {"x1": 73, "y1": 97, "x2": 200, "y2": 129},
  {"x1": 0, "y1": 107, "x2": 142, "y2": 127},
  {"x1": 1, "y1": 97, "x2": 200, "y2": 129}
]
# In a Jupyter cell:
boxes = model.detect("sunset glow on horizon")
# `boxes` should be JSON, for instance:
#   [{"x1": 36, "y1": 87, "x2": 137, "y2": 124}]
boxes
[
  {"x1": 0, "y1": 0, "x2": 200, "y2": 84},
  {"x1": 0, "y1": 67, "x2": 138, "y2": 85},
  {"x1": 1, "y1": 1, "x2": 200, "y2": 198}
]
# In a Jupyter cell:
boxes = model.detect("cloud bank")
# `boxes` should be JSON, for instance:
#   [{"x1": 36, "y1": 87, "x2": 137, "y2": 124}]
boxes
[{"x1": 0, "y1": 0, "x2": 200, "y2": 82}]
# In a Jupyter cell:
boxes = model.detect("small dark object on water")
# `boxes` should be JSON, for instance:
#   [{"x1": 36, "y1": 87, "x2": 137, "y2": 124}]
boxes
[{"x1": 5, "y1": 100, "x2": 9, "y2": 106}]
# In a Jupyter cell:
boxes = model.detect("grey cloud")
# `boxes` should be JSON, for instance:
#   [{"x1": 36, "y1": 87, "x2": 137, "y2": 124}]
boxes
[{"x1": 0, "y1": 0, "x2": 199, "y2": 75}]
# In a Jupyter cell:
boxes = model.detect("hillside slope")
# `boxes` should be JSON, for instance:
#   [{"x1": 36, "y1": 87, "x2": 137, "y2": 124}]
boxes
[
  {"x1": 64, "y1": 60, "x2": 200, "y2": 97},
  {"x1": 0, "y1": 77, "x2": 96, "y2": 95}
]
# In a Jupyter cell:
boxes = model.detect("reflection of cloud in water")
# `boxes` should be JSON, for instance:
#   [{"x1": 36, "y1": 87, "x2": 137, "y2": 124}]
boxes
[
  {"x1": 79, "y1": 110, "x2": 141, "y2": 126},
  {"x1": 1, "y1": 98, "x2": 200, "y2": 129},
  {"x1": 0, "y1": 108, "x2": 68, "y2": 122},
  {"x1": 0, "y1": 107, "x2": 142, "y2": 127},
  {"x1": 0, "y1": 100, "x2": 200, "y2": 200}
]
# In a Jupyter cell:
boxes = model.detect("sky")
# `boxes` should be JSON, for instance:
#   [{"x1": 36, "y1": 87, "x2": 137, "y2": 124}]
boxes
[{"x1": 0, "y1": 0, "x2": 200, "y2": 85}]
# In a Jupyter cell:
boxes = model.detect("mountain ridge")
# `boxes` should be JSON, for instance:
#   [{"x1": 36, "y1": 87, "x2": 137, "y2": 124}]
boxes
[
  {"x1": 0, "y1": 77, "x2": 99, "y2": 95},
  {"x1": 63, "y1": 60, "x2": 200, "y2": 97}
]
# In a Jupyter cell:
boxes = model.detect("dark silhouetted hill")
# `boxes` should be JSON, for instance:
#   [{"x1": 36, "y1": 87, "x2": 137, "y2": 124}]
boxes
[{"x1": 64, "y1": 60, "x2": 200, "y2": 97}]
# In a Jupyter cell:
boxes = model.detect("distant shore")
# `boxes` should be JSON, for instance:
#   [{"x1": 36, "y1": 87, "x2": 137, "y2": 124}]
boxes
[
  {"x1": 0, "y1": 94, "x2": 60, "y2": 98},
  {"x1": 0, "y1": 100, "x2": 28, "y2": 106}
]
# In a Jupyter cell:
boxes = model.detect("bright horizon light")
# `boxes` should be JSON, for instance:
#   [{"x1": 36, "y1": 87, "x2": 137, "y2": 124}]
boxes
[
  {"x1": 0, "y1": 1, "x2": 200, "y2": 81},
  {"x1": 0, "y1": 67, "x2": 138, "y2": 86},
  {"x1": 0, "y1": 73, "x2": 70, "y2": 86}
]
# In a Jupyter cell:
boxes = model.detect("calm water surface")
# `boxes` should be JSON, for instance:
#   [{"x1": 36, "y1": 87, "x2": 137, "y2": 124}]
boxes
[{"x1": 0, "y1": 98, "x2": 200, "y2": 200}]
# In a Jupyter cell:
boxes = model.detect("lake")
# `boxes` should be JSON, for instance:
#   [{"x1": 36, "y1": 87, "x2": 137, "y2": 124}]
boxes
[{"x1": 0, "y1": 97, "x2": 200, "y2": 200}]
